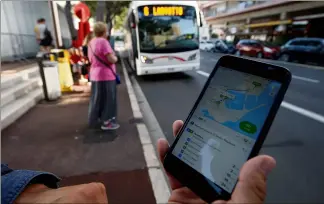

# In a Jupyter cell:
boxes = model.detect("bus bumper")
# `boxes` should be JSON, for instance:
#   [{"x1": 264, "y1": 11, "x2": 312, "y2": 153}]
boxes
[{"x1": 137, "y1": 63, "x2": 200, "y2": 76}]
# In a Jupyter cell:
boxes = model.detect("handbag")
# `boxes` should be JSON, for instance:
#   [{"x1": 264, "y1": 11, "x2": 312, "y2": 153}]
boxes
[{"x1": 89, "y1": 44, "x2": 121, "y2": 85}]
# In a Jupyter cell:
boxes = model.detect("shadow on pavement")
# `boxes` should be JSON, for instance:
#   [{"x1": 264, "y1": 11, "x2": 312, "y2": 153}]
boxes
[
  {"x1": 83, "y1": 128, "x2": 118, "y2": 144},
  {"x1": 138, "y1": 72, "x2": 194, "y2": 83}
]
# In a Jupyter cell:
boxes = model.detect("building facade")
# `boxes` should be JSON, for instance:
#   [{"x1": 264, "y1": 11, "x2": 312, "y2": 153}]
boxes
[
  {"x1": 199, "y1": 0, "x2": 324, "y2": 44},
  {"x1": 1, "y1": 1, "x2": 71, "y2": 62}
]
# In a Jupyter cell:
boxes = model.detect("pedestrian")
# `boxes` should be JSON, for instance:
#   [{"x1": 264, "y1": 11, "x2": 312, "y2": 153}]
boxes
[
  {"x1": 34, "y1": 18, "x2": 53, "y2": 52},
  {"x1": 88, "y1": 22, "x2": 119, "y2": 130},
  {"x1": 107, "y1": 35, "x2": 115, "y2": 51},
  {"x1": 69, "y1": 48, "x2": 82, "y2": 84},
  {"x1": 82, "y1": 32, "x2": 94, "y2": 80},
  {"x1": 2, "y1": 120, "x2": 276, "y2": 204},
  {"x1": 82, "y1": 32, "x2": 94, "y2": 57}
]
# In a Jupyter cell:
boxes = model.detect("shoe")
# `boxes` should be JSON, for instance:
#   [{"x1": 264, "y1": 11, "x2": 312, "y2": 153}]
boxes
[{"x1": 101, "y1": 120, "x2": 120, "y2": 130}]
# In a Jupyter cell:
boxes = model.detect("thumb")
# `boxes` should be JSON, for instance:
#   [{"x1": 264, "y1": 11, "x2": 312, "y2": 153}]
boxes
[{"x1": 231, "y1": 155, "x2": 276, "y2": 203}]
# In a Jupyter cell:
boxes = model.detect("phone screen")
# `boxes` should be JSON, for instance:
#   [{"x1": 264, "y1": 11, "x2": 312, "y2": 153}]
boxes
[{"x1": 172, "y1": 66, "x2": 281, "y2": 194}]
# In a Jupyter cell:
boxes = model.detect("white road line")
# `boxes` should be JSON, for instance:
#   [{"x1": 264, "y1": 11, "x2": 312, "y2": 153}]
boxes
[
  {"x1": 196, "y1": 70, "x2": 210, "y2": 77},
  {"x1": 196, "y1": 70, "x2": 324, "y2": 124},
  {"x1": 281, "y1": 102, "x2": 324, "y2": 124},
  {"x1": 292, "y1": 75, "x2": 320, "y2": 83},
  {"x1": 121, "y1": 59, "x2": 171, "y2": 203}
]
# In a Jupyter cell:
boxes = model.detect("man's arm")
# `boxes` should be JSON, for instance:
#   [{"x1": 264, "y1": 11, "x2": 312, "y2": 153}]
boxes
[
  {"x1": 106, "y1": 53, "x2": 118, "y2": 64},
  {"x1": 1, "y1": 164, "x2": 60, "y2": 204},
  {"x1": 1, "y1": 164, "x2": 108, "y2": 204},
  {"x1": 34, "y1": 26, "x2": 41, "y2": 41}
]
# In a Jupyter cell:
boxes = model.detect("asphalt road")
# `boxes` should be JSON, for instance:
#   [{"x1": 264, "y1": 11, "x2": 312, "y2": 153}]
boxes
[{"x1": 132, "y1": 51, "x2": 324, "y2": 203}]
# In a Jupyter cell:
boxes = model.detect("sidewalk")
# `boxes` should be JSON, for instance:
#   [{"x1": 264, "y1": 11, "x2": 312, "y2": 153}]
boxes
[{"x1": 1, "y1": 63, "x2": 156, "y2": 203}]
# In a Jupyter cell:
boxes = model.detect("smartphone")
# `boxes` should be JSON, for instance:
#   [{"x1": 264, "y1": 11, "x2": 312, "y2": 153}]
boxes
[{"x1": 163, "y1": 55, "x2": 291, "y2": 202}]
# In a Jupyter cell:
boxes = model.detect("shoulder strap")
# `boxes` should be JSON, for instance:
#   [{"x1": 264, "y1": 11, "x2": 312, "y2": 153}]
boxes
[{"x1": 88, "y1": 43, "x2": 117, "y2": 77}]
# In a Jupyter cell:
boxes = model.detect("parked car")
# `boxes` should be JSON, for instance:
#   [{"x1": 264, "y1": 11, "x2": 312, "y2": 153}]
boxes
[
  {"x1": 278, "y1": 38, "x2": 324, "y2": 64},
  {"x1": 235, "y1": 39, "x2": 280, "y2": 59},
  {"x1": 212, "y1": 39, "x2": 236, "y2": 54},
  {"x1": 200, "y1": 40, "x2": 215, "y2": 51}
]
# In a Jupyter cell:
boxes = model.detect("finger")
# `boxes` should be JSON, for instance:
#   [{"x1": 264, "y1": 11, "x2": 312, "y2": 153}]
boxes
[
  {"x1": 157, "y1": 138, "x2": 169, "y2": 162},
  {"x1": 231, "y1": 155, "x2": 276, "y2": 203},
  {"x1": 157, "y1": 139, "x2": 183, "y2": 190},
  {"x1": 172, "y1": 120, "x2": 184, "y2": 137}
]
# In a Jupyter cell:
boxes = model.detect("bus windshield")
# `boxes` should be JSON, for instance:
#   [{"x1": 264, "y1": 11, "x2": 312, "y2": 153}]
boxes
[{"x1": 137, "y1": 5, "x2": 199, "y2": 53}]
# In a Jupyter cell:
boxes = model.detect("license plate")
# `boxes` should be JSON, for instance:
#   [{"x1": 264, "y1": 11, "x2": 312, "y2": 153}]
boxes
[{"x1": 168, "y1": 68, "x2": 175, "y2": 71}]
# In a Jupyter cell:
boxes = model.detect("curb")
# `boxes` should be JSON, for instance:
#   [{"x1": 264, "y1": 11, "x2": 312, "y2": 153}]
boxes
[{"x1": 121, "y1": 59, "x2": 171, "y2": 204}]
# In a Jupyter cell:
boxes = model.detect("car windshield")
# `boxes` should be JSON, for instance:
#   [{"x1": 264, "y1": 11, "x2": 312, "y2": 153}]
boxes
[
  {"x1": 259, "y1": 41, "x2": 276, "y2": 47},
  {"x1": 221, "y1": 40, "x2": 234, "y2": 46},
  {"x1": 137, "y1": 5, "x2": 199, "y2": 53}
]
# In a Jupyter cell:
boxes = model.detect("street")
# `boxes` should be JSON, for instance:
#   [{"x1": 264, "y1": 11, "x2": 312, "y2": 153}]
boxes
[{"x1": 128, "y1": 51, "x2": 324, "y2": 203}]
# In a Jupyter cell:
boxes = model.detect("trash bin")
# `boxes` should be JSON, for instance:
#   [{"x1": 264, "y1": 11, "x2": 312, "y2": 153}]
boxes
[
  {"x1": 50, "y1": 49, "x2": 74, "y2": 92},
  {"x1": 36, "y1": 52, "x2": 62, "y2": 101}
]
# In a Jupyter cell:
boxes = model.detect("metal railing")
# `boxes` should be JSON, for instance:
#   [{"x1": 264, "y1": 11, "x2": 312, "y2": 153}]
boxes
[{"x1": 1, "y1": 33, "x2": 38, "y2": 62}]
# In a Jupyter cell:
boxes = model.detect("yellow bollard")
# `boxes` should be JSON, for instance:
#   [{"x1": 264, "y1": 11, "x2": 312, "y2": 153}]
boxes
[{"x1": 50, "y1": 49, "x2": 74, "y2": 92}]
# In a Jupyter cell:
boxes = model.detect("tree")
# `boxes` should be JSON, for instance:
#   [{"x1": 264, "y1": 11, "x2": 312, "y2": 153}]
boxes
[
  {"x1": 113, "y1": 7, "x2": 128, "y2": 31},
  {"x1": 211, "y1": 33, "x2": 218, "y2": 39},
  {"x1": 84, "y1": 1, "x2": 130, "y2": 35}
]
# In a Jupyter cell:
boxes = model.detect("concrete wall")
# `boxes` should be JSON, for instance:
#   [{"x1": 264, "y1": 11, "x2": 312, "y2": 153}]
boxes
[{"x1": 1, "y1": 1, "x2": 71, "y2": 62}]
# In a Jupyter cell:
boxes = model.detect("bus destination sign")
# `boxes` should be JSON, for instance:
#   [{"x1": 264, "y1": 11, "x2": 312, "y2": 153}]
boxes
[{"x1": 143, "y1": 6, "x2": 184, "y2": 16}]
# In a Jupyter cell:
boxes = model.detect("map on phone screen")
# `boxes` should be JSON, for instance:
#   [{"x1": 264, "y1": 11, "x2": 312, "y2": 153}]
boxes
[{"x1": 172, "y1": 67, "x2": 281, "y2": 193}]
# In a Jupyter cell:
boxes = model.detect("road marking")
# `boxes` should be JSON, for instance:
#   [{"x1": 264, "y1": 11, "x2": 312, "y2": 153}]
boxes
[
  {"x1": 121, "y1": 59, "x2": 171, "y2": 203},
  {"x1": 292, "y1": 75, "x2": 320, "y2": 83},
  {"x1": 281, "y1": 102, "x2": 324, "y2": 124},
  {"x1": 196, "y1": 70, "x2": 210, "y2": 77},
  {"x1": 196, "y1": 70, "x2": 324, "y2": 124}
]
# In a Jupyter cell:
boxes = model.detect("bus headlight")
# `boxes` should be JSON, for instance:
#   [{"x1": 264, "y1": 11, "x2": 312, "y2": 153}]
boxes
[
  {"x1": 188, "y1": 53, "x2": 197, "y2": 61},
  {"x1": 140, "y1": 56, "x2": 153, "y2": 64}
]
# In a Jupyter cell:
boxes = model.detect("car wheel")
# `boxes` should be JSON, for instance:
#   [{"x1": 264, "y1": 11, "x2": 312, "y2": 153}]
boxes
[
  {"x1": 257, "y1": 52, "x2": 263, "y2": 59},
  {"x1": 235, "y1": 50, "x2": 241, "y2": 56},
  {"x1": 279, "y1": 53, "x2": 291, "y2": 62}
]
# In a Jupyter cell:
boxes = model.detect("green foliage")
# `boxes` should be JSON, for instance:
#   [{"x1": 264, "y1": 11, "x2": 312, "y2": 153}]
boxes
[
  {"x1": 113, "y1": 7, "x2": 128, "y2": 30},
  {"x1": 84, "y1": 1, "x2": 130, "y2": 20},
  {"x1": 105, "y1": 1, "x2": 130, "y2": 20},
  {"x1": 84, "y1": 1, "x2": 97, "y2": 17},
  {"x1": 211, "y1": 33, "x2": 218, "y2": 38}
]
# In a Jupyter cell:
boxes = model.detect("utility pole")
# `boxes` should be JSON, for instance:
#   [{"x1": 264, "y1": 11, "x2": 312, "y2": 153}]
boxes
[
  {"x1": 65, "y1": 1, "x2": 77, "y2": 40},
  {"x1": 49, "y1": 1, "x2": 63, "y2": 48},
  {"x1": 96, "y1": 1, "x2": 105, "y2": 22}
]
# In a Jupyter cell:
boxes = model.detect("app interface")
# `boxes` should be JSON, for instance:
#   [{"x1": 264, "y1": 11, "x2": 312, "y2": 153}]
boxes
[{"x1": 172, "y1": 67, "x2": 281, "y2": 193}]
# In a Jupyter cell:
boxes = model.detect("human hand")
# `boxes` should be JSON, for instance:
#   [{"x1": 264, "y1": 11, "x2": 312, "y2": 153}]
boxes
[
  {"x1": 15, "y1": 182, "x2": 108, "y2": 203},
  {"x1": 157, "y1": 120, "x2": 276, "y2": 204}
]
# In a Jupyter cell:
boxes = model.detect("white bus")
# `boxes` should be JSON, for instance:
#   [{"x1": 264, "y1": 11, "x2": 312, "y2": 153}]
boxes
[{"x1": 124, "y1": 1, "x2": 202, "y2": 76}]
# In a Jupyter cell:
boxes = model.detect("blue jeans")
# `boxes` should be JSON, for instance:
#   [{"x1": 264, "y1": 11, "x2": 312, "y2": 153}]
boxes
[{"x1": 1, "y1": 164, "x2": 60, "y2": 204}]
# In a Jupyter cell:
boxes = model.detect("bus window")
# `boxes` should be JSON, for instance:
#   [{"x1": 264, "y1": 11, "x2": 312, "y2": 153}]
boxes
[{"x1": 137, "y1": 5, "x2": 199, "y2": 53}]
